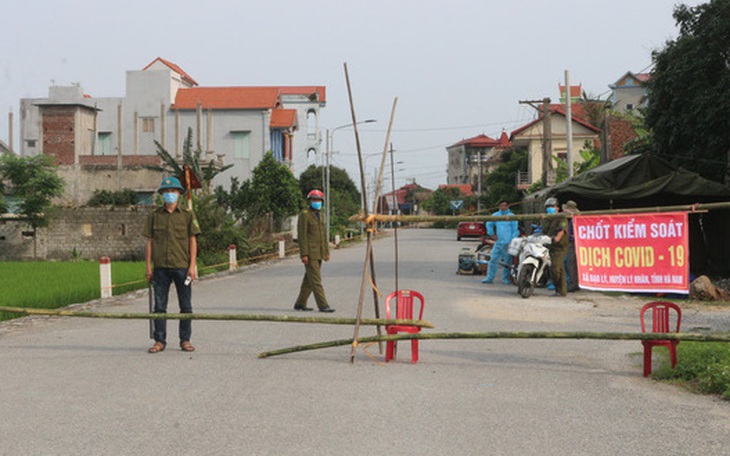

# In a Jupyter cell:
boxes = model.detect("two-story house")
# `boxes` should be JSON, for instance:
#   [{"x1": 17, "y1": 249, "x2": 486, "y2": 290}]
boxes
[
  {"x1": 510, "y1": 86, "x2": 601, "y2": 187},
  {"x1": 609, "y1": 71, "x2": 650, "y2": 113},
  {"x1": 19, "y1": 57, "x2": 325, "y2": 204},
  {"x1": 446, "y1": 132, "x2": 512, "y2": 187}
]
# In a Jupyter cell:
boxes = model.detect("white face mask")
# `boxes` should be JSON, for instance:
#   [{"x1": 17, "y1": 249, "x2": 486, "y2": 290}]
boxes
[{"x1": 163, "y1": 192, "x2": 179, "y2": 204}]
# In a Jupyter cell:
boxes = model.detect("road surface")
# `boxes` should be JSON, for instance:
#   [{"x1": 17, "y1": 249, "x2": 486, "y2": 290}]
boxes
[{"x1": 1, "y1": 228, "x2": 729, "y2": 455}]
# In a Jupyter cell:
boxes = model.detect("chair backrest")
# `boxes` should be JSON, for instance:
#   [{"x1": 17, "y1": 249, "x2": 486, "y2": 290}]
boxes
[
  {"x1": 640, "y1": 301, "x2": 682, "y2": 334},
  {"x1": 385, "y1": 290, "x2": 425, "y2": 321}
]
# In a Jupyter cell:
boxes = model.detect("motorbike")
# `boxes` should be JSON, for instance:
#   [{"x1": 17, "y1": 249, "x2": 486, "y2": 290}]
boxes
[{"x1": 508, "y1": 232, "x2": 553, "y2": 298}]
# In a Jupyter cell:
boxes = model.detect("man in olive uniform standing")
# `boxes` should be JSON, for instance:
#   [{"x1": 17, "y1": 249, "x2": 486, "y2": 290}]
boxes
[
  {"x1": 294, "y1": 189, "x2": 335, "y2": 313},
  {"x1": 542, "y1": 197, "x2": 569, "y2": 297},
  {"x1": 145, "y1": 176, "x2": 201, "y2": 353}
]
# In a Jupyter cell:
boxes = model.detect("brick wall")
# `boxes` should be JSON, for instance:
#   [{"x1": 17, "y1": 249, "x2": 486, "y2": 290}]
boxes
[
  {"x1": 0, "y1": 207, "x2": 153, "y2": 261},
  {"x1": 606, "y1": 115, "x2": 639, "y2": 160},
  {"x1": 42, "y1": 106, "x2": 76, "y2": 165}
]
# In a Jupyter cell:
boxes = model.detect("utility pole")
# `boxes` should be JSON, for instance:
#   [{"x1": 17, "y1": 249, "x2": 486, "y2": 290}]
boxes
[
  {"x1": 477, "y1": 151, "x2": 482, "y2": 214},
  {"x1": 565, "y1": 70, "x2": 574, "y2": 178},
  {"x1": 542, "y1": 97, "x2": 552, "y2": 186},
  {"x1": 519, "y1": 97, "x2": 552, "y2": 186}
]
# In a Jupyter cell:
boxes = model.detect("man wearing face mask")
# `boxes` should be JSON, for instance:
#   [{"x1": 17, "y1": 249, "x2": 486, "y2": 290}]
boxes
[
  {"x1": 144, "y1": 176, "x2": 201, "y2": 353},
  {"x1": 294, "y1": 189, "x2": 334, "y2": 312},
  {"x1": 482, "y1": 200, "x2": 519, "y2": 284},
  {"x1": 542, "y1": 197, "x2": 568, "y2": 297}
]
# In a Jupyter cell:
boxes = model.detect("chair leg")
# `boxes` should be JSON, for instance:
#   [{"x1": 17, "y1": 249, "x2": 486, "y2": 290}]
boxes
[
  {"x1": 669, "y1": 343, "x2": 678, "y2": 369},
  {"x1": 411, "y1": 339, "x2": 419, "y2": 364},
  {"x1": 643, "y1": 345, "x2": 652, "y2": 377},
  {"x1": 385, "y1": 341, "x2": 394, "y2": 362}
]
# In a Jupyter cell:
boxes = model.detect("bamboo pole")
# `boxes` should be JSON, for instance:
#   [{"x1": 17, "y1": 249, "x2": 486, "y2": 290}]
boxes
[
  {"x1": 368, "y1": 98, "x2": 399, "y2": 355},
  {"x1": 351, "y1": 201, "x2": 730, "y2": 224},
  {"x1": 258, "y1": 330, "x2": 730, "y2": 358},
  {"x1": 343, "y1": 62, "x2": 373, "y2": 364},
  {"x1": 0, "y1": 306, "x2": 434, "y2": 327}
]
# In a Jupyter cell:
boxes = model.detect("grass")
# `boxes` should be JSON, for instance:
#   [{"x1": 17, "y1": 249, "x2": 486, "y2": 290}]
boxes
[
  {"x1": 0, "y1": 258, "x2": 240, "y2": 322},
  {"x1": 0, "y1": 261, "x2": 147, "y2": 321},
  {"x1": 652, "y1": 342, "x2": 730, "y2": 400}
]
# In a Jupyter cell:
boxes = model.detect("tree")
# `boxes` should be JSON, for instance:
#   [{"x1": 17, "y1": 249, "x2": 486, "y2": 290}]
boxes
[
  {"x1": 553, "y1": 142, "x2": 601, "y2": 184},
  {"x1": 154, "y1": 127, "x2": 233, "y2": 196},
  {"x1": 242, "y1": 151, "x2": 304, "y2": 231},
  {"x1": 482, "y1": 147, "x2": 528, "y2": 210},
  {"x1": 421, "y1": 186, "x2": 465, "y2": 227},
  {"x1": 298, "y1": 165, "x2": 361, "y2": 234},
  {"x1": 0, "y1": 153, "x2": 64, "y2": 258},
  {"x1": 645, "y1": 0, "x2": 730, "y2": 183}
]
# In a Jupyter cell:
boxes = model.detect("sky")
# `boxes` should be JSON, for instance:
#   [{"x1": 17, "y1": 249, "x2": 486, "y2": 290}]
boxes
[{"x1": 0, "y1": 0, "x2": 702, "y2": 192}]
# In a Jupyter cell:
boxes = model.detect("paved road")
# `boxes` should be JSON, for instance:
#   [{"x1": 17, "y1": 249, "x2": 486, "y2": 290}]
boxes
[{"x1": 1, "y1": 228, "x2": 729, "y2": 455}]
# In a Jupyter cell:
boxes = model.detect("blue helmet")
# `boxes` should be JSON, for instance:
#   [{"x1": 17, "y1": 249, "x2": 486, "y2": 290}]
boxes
[{"x1": 158, "y1": 176, "x2": 185, "y2": 194}]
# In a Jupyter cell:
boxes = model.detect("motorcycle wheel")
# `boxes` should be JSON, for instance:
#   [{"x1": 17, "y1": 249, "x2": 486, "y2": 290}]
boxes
[{"x1": 518, "y1": 264, "x2": 535, "y2": 298}]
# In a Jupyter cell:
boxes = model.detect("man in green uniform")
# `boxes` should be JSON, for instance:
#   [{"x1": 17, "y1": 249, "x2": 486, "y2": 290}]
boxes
[
  {"x1": 144, "y1": 176, "x2": 201, "y2": 353},
  {"x1": 542, "y1": 197, "x2": 569, "y2": 297},
  {"x1": 294, "y1": 189, "x2": 334, "y2": 313}
]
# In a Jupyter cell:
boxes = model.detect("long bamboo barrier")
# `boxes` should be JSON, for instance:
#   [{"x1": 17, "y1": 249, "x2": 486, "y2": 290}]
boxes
[
  {"x1": 258, "y1": 330, "x2": 730, "y2": 358},
  {"x1": 350, "y1": 201, "x2": 730, "y2": 224},
  {"x1": 0, "y1": 306, "x2": 434, "y2": 328}
]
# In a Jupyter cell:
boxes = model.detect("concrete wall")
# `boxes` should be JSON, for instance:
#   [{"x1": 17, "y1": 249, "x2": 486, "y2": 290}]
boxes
[{"x1": 0, "y1": 207, "x2": 152, "y2": 261}]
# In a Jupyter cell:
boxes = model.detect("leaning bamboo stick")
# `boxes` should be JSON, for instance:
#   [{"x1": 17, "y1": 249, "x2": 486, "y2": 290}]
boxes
[
  {"x1": 0, "y1": 306, "x2": 434, "y2": 328},
  {"x1": 258, "y1": 330, "x2": 730, "y2": 358},
  {"x1": 350, "y1": 201, "x2": 730, "y2": 224}
]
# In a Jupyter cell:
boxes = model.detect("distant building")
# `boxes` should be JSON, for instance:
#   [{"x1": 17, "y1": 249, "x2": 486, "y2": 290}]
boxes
[
  {"x1": 510, "y1": 102, "x2": 601, "y2": 187},
  {"x1": 446, "y1": 132, "x2": 512, "y2": 187},
  {"x1": 19, "y1": 57, "x2": 325, "y2": 204},
  {"x1": 609, "y1": 71, "x2": 650, "y2": 113},
  {"x1": 376, "y1": 182, "x2": 432, "y2": 215}
]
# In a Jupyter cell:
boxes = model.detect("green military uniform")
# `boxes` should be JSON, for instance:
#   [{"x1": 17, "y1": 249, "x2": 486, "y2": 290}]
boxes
[
  {"x1": 295, "y1": 208, "x2": 330, "y2": 309},
  {"x1": 144, "y1": 206, "x2": 201, "y2": 268},
  {"x1": 543, "y1": 216, "x2": 569, "y2": 296}
]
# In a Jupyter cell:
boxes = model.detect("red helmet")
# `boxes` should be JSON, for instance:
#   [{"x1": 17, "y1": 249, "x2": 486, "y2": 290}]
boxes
[{"x1": 307, "y1": 189, "x2": 325, "y2": 200}]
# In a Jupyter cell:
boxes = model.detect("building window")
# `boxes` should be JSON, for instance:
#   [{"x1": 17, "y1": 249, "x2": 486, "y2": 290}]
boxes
[
  {"x1": 306, "y1": 109, "x2": 317, "y2": 140},
  {"x1": 98, "y1": 132, "x2": 112, "y2": 155},
  {"x1": 142, "y1": 117, "x2": 155, "y2": 133},
  {"x1": 232, "y1": 131, "x2": 250, "y2": 159},
  {"x1": 626, "y1": 103, "x2": 634, "y2": 111},
  {"x1": 26, "y1": 139, "x2": 36, "y2": 148}
]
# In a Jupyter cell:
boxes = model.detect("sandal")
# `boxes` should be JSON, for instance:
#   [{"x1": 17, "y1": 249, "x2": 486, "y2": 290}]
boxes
[
  {"x1": 180, "y1": 341, "x2": 195, "y2": 352},
  {"x1": 148, "y1": 342, "x2": 165, "y2": 354}
]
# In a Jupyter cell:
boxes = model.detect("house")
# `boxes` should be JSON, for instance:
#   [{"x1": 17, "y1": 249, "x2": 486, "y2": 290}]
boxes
[
  {"x1": 510, "y1": 90, "x2": 601, "y2": 187},
  {"x1": 19, "y1": 57, "x2": 325, "y2": 204},
  {"x1": 446, "y1": 132, "x2": 512, "y2": 187},
  {"x1": 601, "y1": 71, "x2": 652, "y2": 161},
  {"x1": 376, "y1": 182, "x2": 432, "y2": 215},
  {"x1": 609, "y1": 71, "x2": 650, "y2": 113},
  {"x1": 438, "y1": 183, "x2": 474, "y2": 196}
]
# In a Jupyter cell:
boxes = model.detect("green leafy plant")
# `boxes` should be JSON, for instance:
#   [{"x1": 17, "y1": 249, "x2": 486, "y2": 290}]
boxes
[{"x1": 653, "y1": 341, "x2": 730, "y2": 399}]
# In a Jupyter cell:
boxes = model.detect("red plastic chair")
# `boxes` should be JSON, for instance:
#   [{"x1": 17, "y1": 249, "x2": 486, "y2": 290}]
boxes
[
  {"x1": 640, "y1": 301, "x2": 682, "y2": 377},
  {"x1": 385, "y1": 290, "x2": 425, "y2": 364}
]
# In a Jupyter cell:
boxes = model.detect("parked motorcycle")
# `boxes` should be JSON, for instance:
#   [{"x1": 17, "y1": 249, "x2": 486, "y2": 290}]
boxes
[{"x1": 508, "y1": 232, "x2": 553, "y2": 298}]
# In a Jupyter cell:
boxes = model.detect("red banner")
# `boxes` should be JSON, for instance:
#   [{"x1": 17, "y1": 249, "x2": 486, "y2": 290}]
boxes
[{"x1": 573, "y1": 212, "x2": 689, "y2": 293}]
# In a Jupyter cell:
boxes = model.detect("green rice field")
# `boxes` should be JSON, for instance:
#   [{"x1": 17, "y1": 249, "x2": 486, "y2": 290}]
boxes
[
  {"x1": 0, "y1": 261, "x2": 147, "y2": 321},
  {"x1": 0, "y1": 259, "x2": 233, "y2": 322}
]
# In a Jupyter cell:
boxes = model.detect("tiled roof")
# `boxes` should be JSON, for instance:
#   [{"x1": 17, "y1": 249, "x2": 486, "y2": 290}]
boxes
[
  {"x1": 449, "y1": 133, "x2": 512, "y2": 149},
  {"x1": 172, "y1": 87, "x2": 281, "y2": 110},
  {"x1": 635, "y1": 73, "x2": 651, "y2": 82},
  {"x1": 510, "y1": 105, "x2": 600, "y2": 138},
  {"x1": 270, "y1": 108, "x2": 298, "y2": 129},
  {"x1": 559, "y1": 84, "x2": 582, "y2": 99},
  {"x1": 439, "y1": 183, "x2": 474, "y2": 196},
  {"x1": 143, "y1": 57, "x2": 199, "y2": 86}
]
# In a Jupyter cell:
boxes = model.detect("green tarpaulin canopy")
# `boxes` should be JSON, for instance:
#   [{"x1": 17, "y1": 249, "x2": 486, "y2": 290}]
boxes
[
  {"x1": 525, "y1": 154, "x2": 730, "y2": 211},
  {"x1": 523, "y1": 154, "x2": 730, "y2": 275}
]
